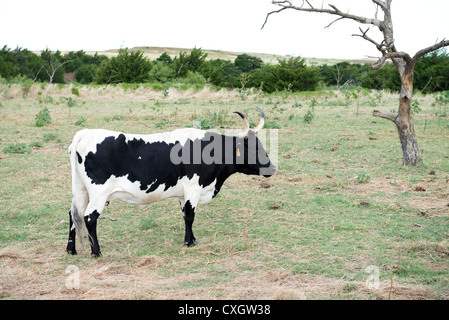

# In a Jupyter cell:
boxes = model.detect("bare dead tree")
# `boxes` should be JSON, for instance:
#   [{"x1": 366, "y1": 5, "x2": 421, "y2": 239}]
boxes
[
  {"x1": 34, "y1": 53, "x2": 73, "y2": 83},
  {"x1": 263, "y1": 0, "x2": 449, "y2": 166},
  {"x1": 333, "y1": 63, "x2": 342, "y2": 90}
]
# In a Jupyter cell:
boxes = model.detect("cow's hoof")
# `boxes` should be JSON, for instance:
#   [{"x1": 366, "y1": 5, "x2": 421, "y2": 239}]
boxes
[
  {"x1": 91, "y1": 252, "x2": 102, "y2": 258},
  {"x1": 66, "y1": 249, "x2": 77, "y2": 255},
  {"x1": 185, "y1": 239, "x2": 197, "y2": 247}
]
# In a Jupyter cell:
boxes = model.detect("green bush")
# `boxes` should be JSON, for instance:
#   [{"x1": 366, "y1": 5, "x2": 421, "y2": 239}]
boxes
[
  {"x1": 235, "y1": 54, "x2": 263, "y2": 73},
  {"x1": 303, "y1": 110, "x2": 314, "y2": 124},
  {"x1": 178, "y1": 71, "x2": 206, "y2": 85},
  {"x1": 95, "y1": 48, "x2": 152, "y2": 84},
  {"x1": 264, "y1": 121, "x2": 281, "y2": 129},
  {"x1": 75, "y1": 64, "x2": 95, "y2": 84},
  {"x1": 356, "y1": 171, "x2": 371, "y2": 183},
  {"x1": 155, "y1": 119, "x2": 168, "y2": 128},
  {"x1": 74, "y1": 117, "x2": 86, "y2": 126},
  {"x1": 414, "y1": 48, "x2": 449, "y2": 92},
  {"x1": 35, "y1": 107, "x2": 52, "y2": 127},
  {"x1": 2, "y1": 44, "x2": 448, "y2": 93},
  {"x1": 3, "y1": 143, "x2": 31, "y2": 154},
  {"x1": 149, "y1": 61, "x2": 175, "y2": 83},
  {"x1": 43, "y1": 133, "x2": 62, "y2": 142},
  {"x1": 186, "y1": 117, "x2": 215, "y2": 130},
  {"x1": 0, "y1": 46, "x2": 45, "y2": 81},
  {"x1": 71, "y1": 87, "x2": 80, "y2": 96},
  {"x1": 172, "y1": 48, "x2": 207, "y2": 78},
  {"x1": 262, "y1": 57, "x2": 320, "y2": 93}
]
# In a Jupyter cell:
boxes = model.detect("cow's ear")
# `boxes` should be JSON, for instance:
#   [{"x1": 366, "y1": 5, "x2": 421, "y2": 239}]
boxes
[{"x1": 245, "y1": 130, "x2": 256, "y2": 140}]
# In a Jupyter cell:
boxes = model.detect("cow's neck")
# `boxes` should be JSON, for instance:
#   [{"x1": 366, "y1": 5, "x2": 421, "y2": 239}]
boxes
[{"x1": 212, "y1": 163, "x2": 238, "y2": 197}]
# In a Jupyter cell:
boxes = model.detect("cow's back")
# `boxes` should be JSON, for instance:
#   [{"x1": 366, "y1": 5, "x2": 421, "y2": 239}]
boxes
[{"x1": 71, "y1": 128, "x2": 215, "y2": 205}]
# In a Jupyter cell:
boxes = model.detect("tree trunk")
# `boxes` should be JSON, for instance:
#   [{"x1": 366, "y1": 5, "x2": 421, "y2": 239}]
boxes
[
  {"x1": 396, "y1": 99, "x2": 420, "y2": 166},
  {"x1": 396, "y1": 71, "x2": 420, "y2": 166},
  {"x1": 374, "y1": 70, "x2": 420, "y2": 166}
]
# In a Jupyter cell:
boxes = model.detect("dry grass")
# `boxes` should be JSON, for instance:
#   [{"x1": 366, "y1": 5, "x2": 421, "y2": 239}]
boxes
[{"x1": 0, "y1": 246, "x2": 437, "y2": 300}]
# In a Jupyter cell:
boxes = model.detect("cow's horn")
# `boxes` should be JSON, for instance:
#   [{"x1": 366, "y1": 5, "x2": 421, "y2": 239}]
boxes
[
  {"x1": 253, "y1": 106, "x2": 265, "y2": 133},
  {"x1": 233, "y1": 111, "x2": 250, "y2": 137}
]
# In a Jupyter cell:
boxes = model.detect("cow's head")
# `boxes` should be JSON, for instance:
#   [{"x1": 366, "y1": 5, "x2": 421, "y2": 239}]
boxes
[{"x1": 233, "y1": 107, "x2": 277, "y2": 178}]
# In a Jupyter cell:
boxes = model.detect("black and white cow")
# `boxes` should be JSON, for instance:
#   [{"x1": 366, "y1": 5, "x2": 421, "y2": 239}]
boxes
[{"x1": 66, "y1": 107, "x2": 276, "y2": 257}]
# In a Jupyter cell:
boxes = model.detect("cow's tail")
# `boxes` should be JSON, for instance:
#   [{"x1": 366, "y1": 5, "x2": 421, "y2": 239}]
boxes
[{"x1": 69, "y1": 130, "x2": 88, "y2": 246}]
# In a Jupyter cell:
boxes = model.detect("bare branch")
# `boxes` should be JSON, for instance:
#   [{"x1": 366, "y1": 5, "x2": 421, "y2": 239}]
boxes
[
  {"x1": 413, "y1": 39, "x2": 449, "y2": 63},
  {"x1": 386, "y1": 51, "x2": 413, "y2": 65},
  {"x1": 373, "y1": 109, "x2": 397, "y2": 123},
  {"x1": 265, "y1": 1, "x2": 447, "y2": 76},
  {"x1": 351, "y1": 26, "x2": 415, "y2": 71},
  {"x1": 33, "y1": 65, "x2": 45, "y2": 82},
  {"x1": 261, "y1": 6, "x2": 289, "y2": 29},
  {"x1": 273, "y1": 0, "x2": 292, "y2": 5},
  {"x1": 328, "y1": 4, "x2": 342, "y2": 14},
  {"x1": 263, "y1": 1, "x2": 382, "y2": 29},
  {"x1": 370, "y1": 55, "x2": 388, "y2": 70},
  {"x1": 421, "y1": 76, "x2": 433, "y2": 93},
  {"x1": 43, "y1": 65, "x2": 52, "y2": 80},
  {"x1": 372, "y1": 0, "x2": 387, "y2": 11},
  {"x1": 325, "y1": 16, "x2": 344, "y2": 29},
  {"x1": 305, "y1": 0, "x2": 313, "y2": 8},
  {"x1": 36, "y1": 57, "x2": 74, "y2": 83},
  {"x1": 352, "y1": 27, "x2": 382, "y2": 48}
]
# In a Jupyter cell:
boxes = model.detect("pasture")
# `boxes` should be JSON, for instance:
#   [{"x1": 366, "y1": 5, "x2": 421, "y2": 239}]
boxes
[{"x1": 0, "y1": 83, "x2": 448, "y2": 299}]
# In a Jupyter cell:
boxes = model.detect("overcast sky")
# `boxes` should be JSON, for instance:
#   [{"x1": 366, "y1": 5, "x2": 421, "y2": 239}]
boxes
[{"x1": 1, "y1": 0, "x2": 448, "y2": 60}]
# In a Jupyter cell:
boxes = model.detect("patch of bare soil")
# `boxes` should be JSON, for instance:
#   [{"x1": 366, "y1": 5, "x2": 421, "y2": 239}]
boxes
[
  {"x1": 0, "y1": 247, "x2": 442, "y2": 300},
  {"x1": 348, "y1": 177, "x2": 449, "y2": 215}
]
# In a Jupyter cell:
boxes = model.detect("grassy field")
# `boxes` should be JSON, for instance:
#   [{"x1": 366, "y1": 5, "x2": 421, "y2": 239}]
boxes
[{"x1": 0, "y1": 83, "x2": 448, "y2": 300}]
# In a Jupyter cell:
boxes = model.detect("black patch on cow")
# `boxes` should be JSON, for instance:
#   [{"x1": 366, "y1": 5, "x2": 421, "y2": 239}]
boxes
[
  {"x1": 83, "y1": 132, "x2": 273, "y2": 197},
  {"x1": 76, "y1": 152, "x2": 82, "y2": 164}
]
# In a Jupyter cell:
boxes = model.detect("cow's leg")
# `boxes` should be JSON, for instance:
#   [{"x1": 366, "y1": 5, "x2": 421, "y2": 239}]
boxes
[
  {"x1": 84, "y1": 197, "x2": 107, "y2": 258},
  {"x1": 66, "y1": 210, "x2": 77, "y2": 255},
  {"x1": 84, "y1": 210, "x2": 101, "y2": 257},
  {"x1": 182, "y1": 200, "x2": 197, "y2": 247},
  {"x1": 67, "y1": 184, "x2": 88, "y2": 255}
]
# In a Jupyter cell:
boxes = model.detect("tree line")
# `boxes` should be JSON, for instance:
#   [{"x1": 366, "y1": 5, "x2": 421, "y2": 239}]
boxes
[{"x1": 1, "y1": 45, "x2": 448, "y2": 93}]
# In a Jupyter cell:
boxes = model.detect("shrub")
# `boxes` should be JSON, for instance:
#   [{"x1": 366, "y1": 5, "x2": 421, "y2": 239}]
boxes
[
  {"x1": 262, "y1": 57, "x2": 320, "y2": 93},
  {"x1": 75, "y1": 64, "x2": 95, "y2": 84},
  {"x1": 3, "y1": 143, "x2": 31, "y2": 154},
  {"x1": 29, "y1": 141, "x2": 43, "y2": 148},
  {"x1": 356, "y1": 171, "x2": 371, "y2": 183},
  {"x1": 186, "y1": 117, "x2": 215, "y2": 130},
  {"x1": 149, "y1": 61, "x2": 175, "y2": 83},
  {"x1": 178, "y1": 71, "x2": 206, "y2": 85},
  {"x1": 235, "y1": 54, "x2": 263, "y2": 73},
  {"x1": 172, "y1": 48, "x2": 207, "y2": 78},
  {"x1": 43, "y1": 133, "x2": 62, "y2": 142},
  {"x1": 95, "y1": 48, "x2": 152, "y2": 84},
  {"x1": 71, "y1": 87, "x2": 80, "y2": 96},
  {"x1": 303, "y1": 110, "x2": 314, "y2": 124},
  {"x1": 264, "y1": 121, "x2": 281, "y2": 129},
  {"x1": 35, "y1": 107, "x2": 52, "y2": 127},
  {"x1": 155, "y1": 119, "x2": 168, "y2": 128},
  {"x1": 74, "y1": 117, "x2": 86, "y2": 126}
]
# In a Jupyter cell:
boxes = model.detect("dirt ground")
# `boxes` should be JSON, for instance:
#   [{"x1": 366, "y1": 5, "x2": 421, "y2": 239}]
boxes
[{"x1": 0, "y1": 246, "x2": 440, "y2": 300}]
